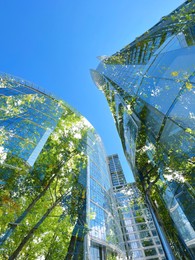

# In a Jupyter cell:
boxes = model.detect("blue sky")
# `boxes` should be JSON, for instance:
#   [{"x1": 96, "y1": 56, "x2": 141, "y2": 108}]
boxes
[{"x1": 0, "y1": 0, "x2": 184, "y2": 182}]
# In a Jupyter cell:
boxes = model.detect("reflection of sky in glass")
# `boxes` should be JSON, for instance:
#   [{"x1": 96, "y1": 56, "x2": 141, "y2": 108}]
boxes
[
  {"x1": 169, "y1": 86, "x2": 195, "y2": 130},
  {"x1": 137, "y1": 77, "x2": 183, "y2": 114},
  {"x1": 163, "y1": 186, "x2": 195, "y2": 243},
  {"x1": 27, "y1": 128, "x2": 53, "y2": 166},
  {"x1": 154, "y1": 34, "x2": 185, "y2": 56},
  {"x1": 123, "y1": 111, "x2": 137, "y2": 168},
  {"x1": 0, "y1": 77, "x2": 64, "y2": 163},
  {"x1": 97, "y1": 63, "x2": 144, "y2": 95},
  {"x1": 147, "y1": 46, "x2": 195, "y2": 81},
  {"x1": 160, "y1": 119, "x2": 195, "y2": 158}
]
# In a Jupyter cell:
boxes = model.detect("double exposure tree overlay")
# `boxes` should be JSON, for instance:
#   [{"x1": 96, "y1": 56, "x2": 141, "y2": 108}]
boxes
[
  {"x1": 99, "y1": 72, "x2": 195, "y2": 258},
  {"x1": 0, "y1": 78, "x2": 90, "y2": 259}
]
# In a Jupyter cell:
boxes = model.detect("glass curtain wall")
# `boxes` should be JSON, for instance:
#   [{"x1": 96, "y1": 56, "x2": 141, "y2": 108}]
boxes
[
  {"x1": 86, "y1": 133, "x2": 126, "y2": 260},
  {"x1": 0, "y1": 74, "x2": 125, "y2": 259},
  {"x1": 91, "y1": 1, "x2": 195, "y2": 258},
  {"x1": 0, "y1": 74, "x2": 91, "y2": 259},
  {"x1": 114, "y1": 184, "x2": 166, "y2": 260},
  {"x1": 107, "y1": 154, "x2": 166, "y2": 259}
]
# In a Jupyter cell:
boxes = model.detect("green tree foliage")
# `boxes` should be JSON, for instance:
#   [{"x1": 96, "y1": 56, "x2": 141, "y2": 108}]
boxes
[{"x1": 0, "y1": 86, "x2": 90, "y2": 259}]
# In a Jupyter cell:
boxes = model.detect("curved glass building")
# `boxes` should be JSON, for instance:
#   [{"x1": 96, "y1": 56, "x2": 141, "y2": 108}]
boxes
[
  {"x1": 91, "y1": 1, "x2": 195, "y2": 259},
  {"x1": 0, "y1": 74, "x2": 125, "y2": 259}
]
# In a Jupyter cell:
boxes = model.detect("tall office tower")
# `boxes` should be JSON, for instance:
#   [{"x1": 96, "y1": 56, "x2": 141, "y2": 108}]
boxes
[
  {"x1": 0, "y1": 74, "x2": 125, "y2": 259},
  {"x1": 107, "y1": 154, "x2": 127, "y2": 187},
  {"x1": 107, "y1": 154, "x2": 166, "y2": 260},
  {"x1": 91, "y1": 1, "x2": 195, "y2": 258}
]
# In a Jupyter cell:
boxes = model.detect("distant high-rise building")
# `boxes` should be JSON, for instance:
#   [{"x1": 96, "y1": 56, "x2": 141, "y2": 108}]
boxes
[
  {"x1": 91, "y1": 1, "x2": 195, "y2": 258},
  {"x1": 108, "y1": 154, "x2": 166, "y2": 260},
  {"x1": 108, "y1": 154, "x2": 127, "y2": 187}
]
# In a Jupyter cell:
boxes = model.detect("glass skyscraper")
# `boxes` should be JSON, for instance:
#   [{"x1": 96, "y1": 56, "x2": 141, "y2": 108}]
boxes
[
  {"x1": 107, "y1": 154, "x2": 127, "y2": 187},
  {"x1": 0, "y1": 74, "x2": 125, "y2": 259},
  {"x1": 91, "y1": 1, "x2": 195, "y2": 259}
]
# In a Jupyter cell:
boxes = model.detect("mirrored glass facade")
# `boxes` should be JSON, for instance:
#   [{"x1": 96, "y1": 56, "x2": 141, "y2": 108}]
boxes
[
  {"x1": 0, "y1": 74, "x2": 64, "y2": 169},
  {"x1": 108, "y1": 154, "x2": 166, "y2": 260},
  {"x1": 0, "y1": 74, "x2": 125, "y2": 259},
  {"x1": 114, "y1": 185, "x2": 166, "y2": 260},
  {"x1": 107, "y1": 154, "x2": 127, "y2": 187},
  {"x1": 92, "y1": 1, "x2": 195, "y2": 258},
  {"x1": 0, "y1": 74, "x2": 91, "y2": 259},
  {"x1": 86, "y1": 133, "x2": 126, "y2": 259}
]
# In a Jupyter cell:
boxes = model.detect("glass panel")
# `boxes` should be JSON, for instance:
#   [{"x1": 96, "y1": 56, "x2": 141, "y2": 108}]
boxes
[
  {"x1": 137, "y1": 77, "x2": 183, "y2": 114},
  {"x1": 141, "y1": 238, "x2": 154, "y2": 247},
  {"x1": 140, "y1": 231, "x2": 151, "y2": 239},
  {"x1": 145, "y1": 104, "x2": 165, "y2": 138},
  {"x1": 160, "y1": 119, "x2": 195, "y2": 159},
  {"x1": 146, "y1": 46, "x2": 195, "y2": 81},
  {"x1": 132, "y1": 250, "x2": 144, "y2": 259},
  {"x1": 144, "y1": 248, "x2": 157, "y2": 256},
  {"x1": 169, "y1": 83, "x2": 195, "y2": 130},
  {"x1": 137, "y1": 224, "x2": 148, "y2": 231}
]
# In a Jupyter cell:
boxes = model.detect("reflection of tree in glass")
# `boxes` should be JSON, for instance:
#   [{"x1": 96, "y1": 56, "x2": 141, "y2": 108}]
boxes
[{"x1": 0, "y1": 95, "x2": 90, "y2": 259}]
